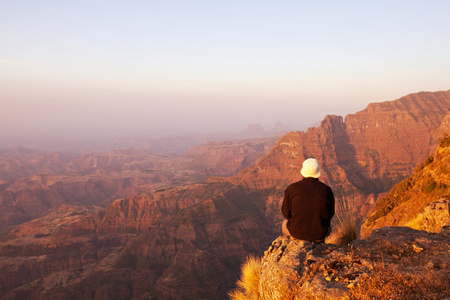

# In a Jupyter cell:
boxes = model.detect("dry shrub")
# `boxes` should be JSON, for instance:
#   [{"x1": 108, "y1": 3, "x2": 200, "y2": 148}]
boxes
[
  {"x1": 348, "y1": 265, "x2": 449, "y2": 299},
  {"x1": 333, "y1": 197, "x2": 359, "y2": 247},
  {"x1": 406, "y1": 210, "x2": 450, "y2": 233},
  {"x1": 228, "y1": 255, "x2": 261, "y2": 300}
]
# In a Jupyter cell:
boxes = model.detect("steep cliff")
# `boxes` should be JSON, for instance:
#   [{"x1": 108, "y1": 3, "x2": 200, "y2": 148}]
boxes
[
  {"x1": 0, "y1": 182, "x2": 275, "y2": 299},
  {"x1": 236, "y1": 91, "x2": 450, "y2": 193},
  {"x1": 361, "y1": 134, "x2": 450, "y2": 237},
  {"x1": 231, "y1": 90, "x2": 450, "y2": 225},
  {"x1": 345, "y1": 91, "x2": 450, "y2": 181}
]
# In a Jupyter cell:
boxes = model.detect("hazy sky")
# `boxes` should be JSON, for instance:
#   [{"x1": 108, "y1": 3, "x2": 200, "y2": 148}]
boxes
[{"x1": 1, "y1": 1, "x2": 450, "y2": 144}]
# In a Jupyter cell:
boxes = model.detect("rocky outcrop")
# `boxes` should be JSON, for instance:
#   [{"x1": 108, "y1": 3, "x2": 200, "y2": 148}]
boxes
[
  {"x1": 421, "y1": 197, "x2": 450, "y2": 227},
  {"x1": 256, "y1": 227, "x2": 449, "y2": 299}
]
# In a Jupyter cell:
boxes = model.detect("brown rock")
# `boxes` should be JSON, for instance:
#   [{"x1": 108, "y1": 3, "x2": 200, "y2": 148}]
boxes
[{"x1": 256, "y1": 227, "x2": 450, "y2": 299}]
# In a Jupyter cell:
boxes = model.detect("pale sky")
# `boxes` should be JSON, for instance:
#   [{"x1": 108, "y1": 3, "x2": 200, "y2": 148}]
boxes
[{"x1": 1, "y1": 1, "x2": 450, "y2": 145}]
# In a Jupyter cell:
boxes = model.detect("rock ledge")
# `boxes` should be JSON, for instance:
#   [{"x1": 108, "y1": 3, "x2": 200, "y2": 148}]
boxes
[{"x1": 258, "y1": 227, "x2": 449, "y2": 299}]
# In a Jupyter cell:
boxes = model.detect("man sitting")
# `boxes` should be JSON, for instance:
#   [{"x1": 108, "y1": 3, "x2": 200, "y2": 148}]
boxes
[{"x1": 281, "y1": 158, "x2": 335, "y2": 242}]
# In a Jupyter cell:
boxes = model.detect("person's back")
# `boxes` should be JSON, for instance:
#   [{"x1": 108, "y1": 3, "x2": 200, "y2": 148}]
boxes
[{"x1": 281, "y1": 158, "x2": 335, "y2": 242}]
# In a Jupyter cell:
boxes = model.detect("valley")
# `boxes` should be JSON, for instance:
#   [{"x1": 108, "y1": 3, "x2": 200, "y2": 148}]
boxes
[{"x1": 0, "y1": 137, "x2": 277, "y2": 236}]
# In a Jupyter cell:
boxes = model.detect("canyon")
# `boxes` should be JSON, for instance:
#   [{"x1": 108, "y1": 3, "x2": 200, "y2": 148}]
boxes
[
  {"x1": 231, "y1": 135, "x2": 450, "y2": 299},
  {"x1": 0, "y1": 90, "x2": 450, "y2": 299},
  {"x1": 0, "y1": 137, "x2": 277, "y2": 236}
]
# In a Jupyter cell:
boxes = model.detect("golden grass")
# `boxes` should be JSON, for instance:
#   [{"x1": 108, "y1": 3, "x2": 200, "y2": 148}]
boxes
[
  {"x1": 406, "y1": 206, "x2": 450, "y2": 233},
  {"x1": 227, "y1": 290, "x2": 248, "y2": 300},
  {"x1": 228, "y1": 255, "x2": 261, "y2": 300},
  {"x1": 332, "y1": 197, "x2": 359, "y2": 247}
]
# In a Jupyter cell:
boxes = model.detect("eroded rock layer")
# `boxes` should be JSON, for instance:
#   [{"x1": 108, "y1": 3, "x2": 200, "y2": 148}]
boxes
[{"x1": 1, "y1": 90, "x2": 450, "y2": 299}]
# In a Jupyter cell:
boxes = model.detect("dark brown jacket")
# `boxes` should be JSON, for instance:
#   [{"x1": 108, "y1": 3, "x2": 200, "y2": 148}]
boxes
[{"x1": 281, "y1": 177, "x2": 335, "y2": 241}]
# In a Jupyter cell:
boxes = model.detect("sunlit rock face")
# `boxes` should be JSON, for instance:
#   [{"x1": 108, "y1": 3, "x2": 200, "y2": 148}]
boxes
[
  {"x1": 237, "y1": 91, "x2": 450, "y2": 191},
  {"x1": 361, "y1": 134, "x2": 450, "y2": 237},
  {"x1": 233, "y1": 90, "x2": 450, "y2": 222},
  {"x1": 345, "y1": 91, "x2": 450, "y2": 181}
]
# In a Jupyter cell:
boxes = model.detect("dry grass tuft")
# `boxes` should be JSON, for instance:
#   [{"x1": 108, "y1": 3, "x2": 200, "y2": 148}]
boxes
[
  {"x1": 228, "y1": 255, "x2": 261, "y2": 300},
  {"x1": 227, "y1": 290, "x2": 248, "y2": 300},
  {"x1": 332, "y1": 197, "x2": 359, "y2": 247},
  {"x1": 348, "y1": 265, "x2": 449, "y2": 299},
  {"x1": 406, "y1": 209, "x2": 450, "y2": 233}
]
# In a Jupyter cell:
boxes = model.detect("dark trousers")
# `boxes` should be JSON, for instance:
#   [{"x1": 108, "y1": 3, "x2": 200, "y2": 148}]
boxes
[{"x1": 282, "y1": 219, "x2": 331, "y2": 242}]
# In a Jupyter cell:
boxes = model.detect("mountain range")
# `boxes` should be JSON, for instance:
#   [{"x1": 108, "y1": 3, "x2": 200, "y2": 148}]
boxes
[{"x1": 0, "y1": 90, "x2": 450, "y2": 299}]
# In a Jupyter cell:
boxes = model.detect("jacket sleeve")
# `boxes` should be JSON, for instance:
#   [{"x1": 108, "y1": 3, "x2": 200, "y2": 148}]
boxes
[{"x1": 281, "y1": 187, "x2": 291, "y2": 219}]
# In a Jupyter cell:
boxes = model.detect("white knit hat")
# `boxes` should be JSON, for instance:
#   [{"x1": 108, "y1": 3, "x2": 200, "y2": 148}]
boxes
[{"x1": 300, "y1": 158, "x2": 321, "y2": 178}]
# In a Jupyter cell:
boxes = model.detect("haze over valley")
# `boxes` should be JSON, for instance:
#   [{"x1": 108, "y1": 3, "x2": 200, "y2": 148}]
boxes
[
  {"x1": 1, "y1": 90, "x2": 450, "y2": 299},
  {"x1": 1, "y1": 1, "x2": 450, "y2": 299},
  {"x1": 2, "y1": 1, "x2": 450, "y2": 152}
]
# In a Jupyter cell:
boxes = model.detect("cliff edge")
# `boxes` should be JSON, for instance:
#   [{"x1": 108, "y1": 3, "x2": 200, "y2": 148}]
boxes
[{"x1": 232, "y1": 226, "x2": 450, "y2": 299}]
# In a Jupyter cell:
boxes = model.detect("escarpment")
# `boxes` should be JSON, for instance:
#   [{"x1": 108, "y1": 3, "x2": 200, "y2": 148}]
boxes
[
  {"x1": 232, "y1": 90, "x2": 450, "y2": 223},
  {"x1": 1, "y1": 90, "x2": 450, "y2": 299},
  {"x1": 345, "y1": 91, "x2": 450, "y2": 181},
  {"x1": 361, "y1": 133, "x2": 450, "y2": 237},
  {"x1": 237, "y1": 91, "x2": 450, "y2": 192}
]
